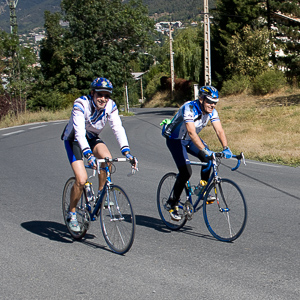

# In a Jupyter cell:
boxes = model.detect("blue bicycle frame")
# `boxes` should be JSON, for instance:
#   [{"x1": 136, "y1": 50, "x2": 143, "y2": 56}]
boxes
[
  {"x1": 180, "y1": 153, "x2": 244, "y2": 212},
  {"x1": 84, "y1": 157, "x2": 128, "y2": 221}
]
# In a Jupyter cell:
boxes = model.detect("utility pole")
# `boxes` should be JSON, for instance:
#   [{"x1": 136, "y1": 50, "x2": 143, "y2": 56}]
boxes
[
  {"x1": 204, "y1": 0, "x2": 211, "y2": 85},
  {"x1": 169, "y1": 22, "x2": 175, "y2": 99},
  {"x1": 6, "y1": 0, "x2": 18, "y2": 35}
]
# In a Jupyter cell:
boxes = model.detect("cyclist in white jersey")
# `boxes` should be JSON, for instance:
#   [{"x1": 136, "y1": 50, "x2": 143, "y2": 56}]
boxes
[
  {"x1": 62, "y1": 77, "x2": 138, "y2": 232},
  {"x1": 161, "y1": 86, "x2": 232, "y2": 221}
]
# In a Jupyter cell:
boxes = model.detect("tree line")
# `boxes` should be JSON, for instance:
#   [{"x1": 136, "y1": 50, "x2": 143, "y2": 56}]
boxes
[{"x1": 0, "y1": 0, "x2": 299, "y2": 119}]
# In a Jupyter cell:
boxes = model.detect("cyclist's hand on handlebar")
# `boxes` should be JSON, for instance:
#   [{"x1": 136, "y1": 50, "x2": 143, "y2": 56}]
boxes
[
  {"x1": 126, "y1": 153, "x2": 139, "y2": 171},
  {"x1": 200, "y1": 147, "x2": 214, "y2": 157},
  {"x1": 83, "y1": 149, "x2": 97, "y2": 169},
  {"x1": 222, "y1": 147, "x2": 233, "y2": 159}
]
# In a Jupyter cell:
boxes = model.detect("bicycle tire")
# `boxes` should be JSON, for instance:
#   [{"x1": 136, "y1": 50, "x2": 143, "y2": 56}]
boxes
[
  {"x1": 62, "y1": 177, "x2": 89, "y2": 240},
  {"x1": 100, "y1": 185, "x2": 135, "y2": 254},
  {"x1": 157, "y1": 172, "x2": 187, "y2": 230},
  {"x1": 203, "y1": 178, "x2": 247, "y2": 242}
]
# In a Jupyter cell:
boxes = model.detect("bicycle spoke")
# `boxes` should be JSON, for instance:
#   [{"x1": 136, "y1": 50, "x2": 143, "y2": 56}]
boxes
[
  {"x1": 203, "y1": 179, "x2": 247, "y2": 242},
  {"x1": 157, "y1": 173, "x2": 187, "y2": 230},
  {"x1": 62, "y1": 177, "x2": 88, "y2": 240},
  {"x1": 100, "y1": 185, "x2": 135, "y2": 254}
]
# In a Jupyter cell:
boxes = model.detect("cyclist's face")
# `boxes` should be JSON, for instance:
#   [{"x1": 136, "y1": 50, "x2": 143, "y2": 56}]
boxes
[
  {"x1": 200, "y1": 97, "x2": 217, "y2": 114},
  {"x1": 93, "y1": 91, "x2": 110, "y2": 109}
]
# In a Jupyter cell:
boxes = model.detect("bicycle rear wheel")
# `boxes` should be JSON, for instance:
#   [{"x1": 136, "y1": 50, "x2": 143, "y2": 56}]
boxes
[
  {"x1": 203, "y1": 178, "x2": 247, "y2": 242},
  {"x1": 100, "y1": 185, "x2": 135, "y2": 254},
  {"x1": 62, "y1": 177, "x2": 89, "y2": 240},
  {"x1": 157, "y1": 172, "x2": 187, "y2": 230}
]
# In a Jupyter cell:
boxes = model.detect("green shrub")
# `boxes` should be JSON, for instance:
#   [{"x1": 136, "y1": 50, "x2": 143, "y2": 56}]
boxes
[
  {"x1": 27, "y1": 90, "x2": 75, "y2": 111},
  {"x1": 221, "y1": 75, "x2": 251, "y2": 96},
  {"x1": 144, "y1": 72, "x2": 166, "y2": 99},
  {"x1": 252, "y1": 70, "x2": 286, "y2": 95}
]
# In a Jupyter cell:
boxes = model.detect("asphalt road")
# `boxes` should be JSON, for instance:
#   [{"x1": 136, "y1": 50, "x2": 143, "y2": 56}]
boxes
[{"x1": 0, "y1": 107, "x2": 299, "y2": 300}]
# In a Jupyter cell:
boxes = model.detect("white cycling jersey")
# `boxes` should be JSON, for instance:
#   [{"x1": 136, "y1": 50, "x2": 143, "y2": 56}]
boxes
[
  {"x1": 62, "y1": 95, "x2": 130, "y2": 154},
  {"x1": 162, "y1": 99, "x2": 220, "y2": 140}
]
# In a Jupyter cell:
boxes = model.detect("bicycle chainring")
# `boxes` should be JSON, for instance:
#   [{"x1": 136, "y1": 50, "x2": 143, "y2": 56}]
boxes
[{"x1": 183, "y1": 201, "x2": 194, "y2": 220}]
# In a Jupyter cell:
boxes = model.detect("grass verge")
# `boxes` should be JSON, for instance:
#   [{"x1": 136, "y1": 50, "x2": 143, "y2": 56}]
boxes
[
  {"x1": 0, "y1": 107, "x2": 134, "y2": 129},
  {"x1": 1, "y1": 90, "x2": 299, "y2": 167},
  {"x1": 146, "y1": 89, "x2": 300, "y2": 167}
]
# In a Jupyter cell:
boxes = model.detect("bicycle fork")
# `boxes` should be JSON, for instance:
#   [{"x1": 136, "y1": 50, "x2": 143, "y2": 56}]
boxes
[
  {"x1": 106, "y1": 186, "x2": 124, "y2": 222},
  {"x1": 213, "y1": 180, "x2": 234, "y2": 237}
]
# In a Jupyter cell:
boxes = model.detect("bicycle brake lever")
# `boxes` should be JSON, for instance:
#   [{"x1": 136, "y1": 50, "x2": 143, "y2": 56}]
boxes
[
  {"x1": 241, "y1": 152, "x2": 246, "y2": 166},
  {"x1": 127, "y1": 166, "x2": 138, "y2": 177}
]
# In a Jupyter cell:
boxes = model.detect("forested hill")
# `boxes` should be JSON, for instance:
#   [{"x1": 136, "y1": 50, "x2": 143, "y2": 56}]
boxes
[
  {"x1": 0, "y1": 0, "x2": 61, "y2": 33},
  {"x1": 0, "y1": 0, "x2": 216, "y2": 34},
  {"x1": 149, "y1": 0, "x2": 216, "y2": 18},
  {"x1": 131, "y1": 0, "x2": 216, "y2": 20}
]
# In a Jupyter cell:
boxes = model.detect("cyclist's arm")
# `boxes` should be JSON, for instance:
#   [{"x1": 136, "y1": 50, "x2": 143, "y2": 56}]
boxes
[
  {"x1": 186, "y1": 121, "x2": 206, "y2": 150},
  {"x1": 72, "y1": 99, "x2": 90, "y2": 153},
  {"x1": 107, "y1": 101, "x2": 130, "y2": 154},
  {"x1": 211, "y1": 120, "x2": 228, "y2": 149}
]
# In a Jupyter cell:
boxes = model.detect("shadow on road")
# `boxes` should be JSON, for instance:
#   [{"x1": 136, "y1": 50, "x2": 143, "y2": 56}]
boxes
[
  {"x1": 21, "y1": 220, "x2": 110, "y2": 251},
  {"x1": 135, "y1": 214, "x2": 216, "y2": 241},
  {"x1": 21, "y1": 220, "x2": 74, "y2": 243}
]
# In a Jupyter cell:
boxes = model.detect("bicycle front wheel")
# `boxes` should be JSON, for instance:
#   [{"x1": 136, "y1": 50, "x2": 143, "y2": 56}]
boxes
[
  {"x1": 62, "y1": 177, "x2": 89, "y2": 240},
  {"x1": 203, "y1": 178, "x2": 247, "y2": 242},
  {"x1": 100, "y1": 185, "x2": 135, "y2": 254},
  {"x1": 157, "y1": 172, "x2": 187, "y2": 230}
]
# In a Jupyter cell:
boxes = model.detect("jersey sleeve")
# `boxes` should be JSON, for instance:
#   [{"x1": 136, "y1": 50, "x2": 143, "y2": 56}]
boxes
[
  {"x1": 209, "y1": 109, "x2": 220, "y2": 123},
  {"x1": 182, "y1": 102, "x2": 195, "y2": 123},
  {"x1": 108, "y1": 102, "x2": 130, "y2": 154},
  {"x1": 72, "y1": 97, "x2": 90, "y2": 153}
]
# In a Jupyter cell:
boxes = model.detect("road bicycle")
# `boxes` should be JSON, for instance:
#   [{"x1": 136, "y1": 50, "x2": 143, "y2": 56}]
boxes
[
  {"x1": 157, "y1": 152, "x2": 247, "y2": 242},
  {"x1": 62, "y1": 157, "x2": 136, "y2": 254}
]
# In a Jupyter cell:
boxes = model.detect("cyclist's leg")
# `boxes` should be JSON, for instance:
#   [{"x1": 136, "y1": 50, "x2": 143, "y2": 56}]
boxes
[
  {"x1": 64, "y1": 140, "x2": 87, "y2": 212},
  {"x1": 70, "y1": 160, "x2": 87, "y2": 212},
  {"x1": 89, "y1": 138, "x2": 112, "y2": 191},
  {"x1": 166, "y1": 139, "x2": 192, "y2": 202},
  {"x1": 187, "y1": 139, "x2": 211, "y2": 182}
]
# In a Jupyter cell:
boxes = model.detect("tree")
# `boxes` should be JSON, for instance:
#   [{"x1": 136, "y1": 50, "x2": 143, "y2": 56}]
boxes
[
  {"x1": 0, "y1": 29, "x2": 37, "y2": 116},
  {"x1": 210, "y1": 0, "x2": 261, "y2": 86},
  {"x1": 265, "y1": 0, "x2": 300, "y2": 84},
  {"x1": 225, "y1": 26, "x2": 273, "y2": 78},
  {"x1": 39, "y1": 0, "x2": 155, "y2": 105},
  {"x1": 173, "y1": 26, "x2": 204, "y2": 83}
]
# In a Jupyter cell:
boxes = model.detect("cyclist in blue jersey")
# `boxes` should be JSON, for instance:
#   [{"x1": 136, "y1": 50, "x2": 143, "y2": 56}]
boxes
[
  {"x1": 161, "y1": 86, "x2": 232, "y2": 221},
  {"x1": 62, "y1": 77, "x2": 138, "y2": 232}
]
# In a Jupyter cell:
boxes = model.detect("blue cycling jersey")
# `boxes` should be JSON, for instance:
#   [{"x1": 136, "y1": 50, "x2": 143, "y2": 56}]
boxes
[{"x1": 162, "y1": 99, "x2": 220, "y2": 140}]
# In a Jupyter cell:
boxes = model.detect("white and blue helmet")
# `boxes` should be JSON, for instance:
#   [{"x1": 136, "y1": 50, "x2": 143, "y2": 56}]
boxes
[
  {"x1": 199, "y1": 86, "x2": 219, "y2": 103},
  {"x1": 91, "y1": 77, "x2": 113, "y2": 94}
]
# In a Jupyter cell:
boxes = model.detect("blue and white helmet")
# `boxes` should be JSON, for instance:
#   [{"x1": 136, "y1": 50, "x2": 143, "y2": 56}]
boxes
[
  {"x1": 199, "y1": 86, "x2": 219, "y2": 103},
  {"x1": 91, "y1": 77, "x2": 113, "y2": 94}
]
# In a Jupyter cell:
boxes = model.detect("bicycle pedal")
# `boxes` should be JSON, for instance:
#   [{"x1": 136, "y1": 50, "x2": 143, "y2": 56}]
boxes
[{"x1": 206, "y1": 200, "x2": 215, "y2": 205}]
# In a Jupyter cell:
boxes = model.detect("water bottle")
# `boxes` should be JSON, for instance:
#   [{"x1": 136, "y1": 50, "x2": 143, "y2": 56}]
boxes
[
  {"x1": 85, "y1": 182, "x2": 94, "y2": 203},
  {"x1": 194, "y1": 180, "x2": 207, "y2": 196}
]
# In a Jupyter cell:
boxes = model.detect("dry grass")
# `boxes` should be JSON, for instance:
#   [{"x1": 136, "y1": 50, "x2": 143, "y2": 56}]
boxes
[
  {"x1": 146, "y1": 89, "x2": 300, "y2": 167},
  {"x1": 0, "y1": 106, "x2": 134, "y2": 129},
  {"x1": 1, "y1": 89, "x2": 300, "y2": 166},
  {"x1": 0, "y1": 108, "x2": 72, "y2": 129},
  {"x1": 201, "y1": 91, "x2": 300, "y2": 166}
]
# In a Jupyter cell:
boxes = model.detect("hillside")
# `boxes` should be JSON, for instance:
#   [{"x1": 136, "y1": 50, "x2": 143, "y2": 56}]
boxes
[
  {"x1": 0, "y1": 0, "x2": 216, "y2": 34},
  {"x1": 0, "y1": 0, "x2": 61, "y2": 33}
]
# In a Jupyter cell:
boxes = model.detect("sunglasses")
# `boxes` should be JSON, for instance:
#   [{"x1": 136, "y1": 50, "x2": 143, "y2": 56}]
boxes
[
  {"x1": 205, "y1": 98, "x2": 217, "y2": 105},
  {"x1": 95, "y1": 92, "x2": 110, "y2": 99}
]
